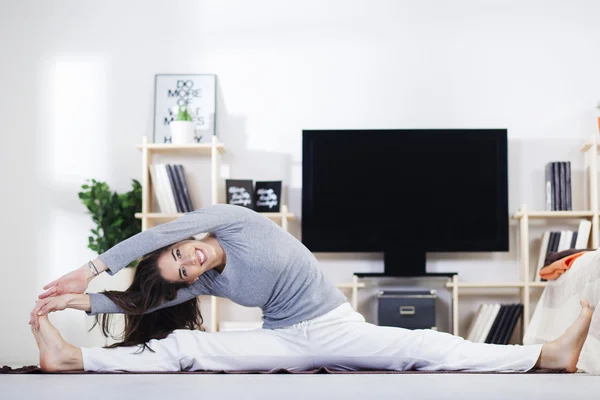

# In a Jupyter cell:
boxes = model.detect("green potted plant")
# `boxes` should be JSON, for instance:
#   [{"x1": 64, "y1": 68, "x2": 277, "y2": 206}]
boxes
[
  {"x1": 78, "y1": 178, "x2": 142, "y2": 267},
  {"x1": 170, "y1": 104, "x2": 196, "y2": 144}
]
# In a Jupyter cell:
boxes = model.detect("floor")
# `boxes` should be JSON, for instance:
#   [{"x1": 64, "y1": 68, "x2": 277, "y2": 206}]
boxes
[{"x1": 1, "y1": 374, "x2": 599, "y2": 400}]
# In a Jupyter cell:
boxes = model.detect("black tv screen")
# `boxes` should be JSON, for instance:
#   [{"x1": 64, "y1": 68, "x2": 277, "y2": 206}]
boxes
[{"x1": 301, "y1": 129, "x2": 508, "y2": 276}]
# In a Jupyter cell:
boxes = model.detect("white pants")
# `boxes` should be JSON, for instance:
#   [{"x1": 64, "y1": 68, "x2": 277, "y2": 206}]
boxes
[{"x1": 82, "y1": 302, "x2": 542, "y2": 372}]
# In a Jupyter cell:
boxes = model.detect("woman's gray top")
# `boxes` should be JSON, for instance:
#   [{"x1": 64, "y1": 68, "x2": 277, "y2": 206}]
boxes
[{"x1": 89, "y1": 204, "x2": 347, "y2": 329}]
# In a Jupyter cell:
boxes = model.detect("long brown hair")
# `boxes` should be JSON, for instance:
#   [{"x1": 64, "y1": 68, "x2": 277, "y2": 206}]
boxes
[{"x1": 91, "y1": 241, "x2": 204, "y2": 352}]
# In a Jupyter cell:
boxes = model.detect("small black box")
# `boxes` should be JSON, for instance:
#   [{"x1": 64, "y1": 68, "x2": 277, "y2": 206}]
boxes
[{"x1": 377, "y1": 289, "x2": 437, "y2": 330}]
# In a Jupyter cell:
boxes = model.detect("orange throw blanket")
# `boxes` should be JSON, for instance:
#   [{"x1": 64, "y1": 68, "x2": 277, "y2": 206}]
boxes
[{"x1": 539, "y1": 251, "x2": 587, "y2": 281}]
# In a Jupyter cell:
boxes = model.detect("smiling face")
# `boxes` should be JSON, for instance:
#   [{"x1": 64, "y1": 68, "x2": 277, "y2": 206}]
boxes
[{"x1": 157, "y1": 237, "x2": 225, "y2": 284}]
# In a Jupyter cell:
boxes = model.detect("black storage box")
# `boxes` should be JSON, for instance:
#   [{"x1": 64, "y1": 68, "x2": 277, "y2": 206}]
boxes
[{"x1": 377, "y1": 289, "x2": 437, "y2": 330}]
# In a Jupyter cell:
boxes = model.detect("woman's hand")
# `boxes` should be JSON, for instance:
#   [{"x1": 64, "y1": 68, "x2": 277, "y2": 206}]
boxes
[
  {"x1": 29, "y1": 294, "x2": 91, "y2": 329},
  {"x1": 38, "y1": 259, "x2": 107, "y2": 299},
  {"x1": 29, "y1": 294, "x2": 72, "y2": 329},
  {"x1": 37, "y1": 266, "x2": 91, "y2": 299}
]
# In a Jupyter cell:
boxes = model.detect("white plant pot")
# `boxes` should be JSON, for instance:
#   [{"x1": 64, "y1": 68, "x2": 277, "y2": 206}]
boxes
[{"x1": 170, "y1": 121, "x2": 196, "y2": 144}]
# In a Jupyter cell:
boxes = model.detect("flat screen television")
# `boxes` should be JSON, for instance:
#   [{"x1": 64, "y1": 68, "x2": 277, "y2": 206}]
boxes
[{"x1": 301, "y1": 129, "x2": 508, "y2": 277}]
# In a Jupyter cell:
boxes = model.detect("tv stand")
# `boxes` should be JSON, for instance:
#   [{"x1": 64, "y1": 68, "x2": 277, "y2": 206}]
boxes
[
  {"x1": 382, "y1": 247, "x2": 432, "y2": 276},
  {"x1": 351, "y1": 272, "x2": 458, "y2": 335},
  {"x1": 357, "y1": 247, "x2": 457, "y2": 281}
]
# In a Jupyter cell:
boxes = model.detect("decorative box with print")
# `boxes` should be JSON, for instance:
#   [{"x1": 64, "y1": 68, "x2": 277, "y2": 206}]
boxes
[
  {"x1": 377, "y1": 289, "x2": 437, "y2": 330},
  {"x1": 226, "y1": 179, "x2": 254, "y2": 209},
  {"x1": 254, "y1": 181, "x2": 282, "y2": 212}
]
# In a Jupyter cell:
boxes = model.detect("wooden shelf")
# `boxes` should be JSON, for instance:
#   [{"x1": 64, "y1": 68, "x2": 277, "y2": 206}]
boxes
[
  {"x1": 135, "y1": 211, "x2": 296, "y2": 221},
  {"x1": 258, "y1": 211, "x2": 296, "y2": 220},
  {"x1": 446, "y1": 282, "x2": 525, "y2": 289},
  {"x1": 136, "y1": 142, "x2": 225, "y2": 154},
  {"x1": 446, "y1": 282, "x2": 548, "y2": 289},
  {"x1": 528, "y1": 282, "x2": 548, "y2": 288},
  {"x1": 581, "y1": 143, "x2": 600, "y2": 152},
  {"x1": 513, "y1": 210, "x2": 595, "y2": 219},
  {"x1": 135, "y1": 213, "x2": 183, "y2": 220},
  {"x1": 336, "y1": 282, "x2": 366, "y2": 289}
]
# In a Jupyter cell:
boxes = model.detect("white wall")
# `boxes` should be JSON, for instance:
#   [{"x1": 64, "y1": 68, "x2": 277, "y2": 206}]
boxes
[{"x1": 1, "y1": 0, "x2": 600, "y2": 366}]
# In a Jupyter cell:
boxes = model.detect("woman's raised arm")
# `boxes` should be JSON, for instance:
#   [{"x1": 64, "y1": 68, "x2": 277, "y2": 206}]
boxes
[
  {"x1": 97, "y1": 204, "x2": 249, "y2": 276},
  {"x1": 38, "y1": 258, "x2": 109, "y2": 300},
  {"x1": 38, "y1": 205, "x2": 248, "y2": 298}
]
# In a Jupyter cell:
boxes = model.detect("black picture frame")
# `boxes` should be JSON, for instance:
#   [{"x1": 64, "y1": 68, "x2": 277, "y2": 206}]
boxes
[
  {"x1": 254, "y1": 181, "x2": 282, "y2": 212},
  {"x1": 226, "y1": 179, "x2": 254, "y2": 209}
]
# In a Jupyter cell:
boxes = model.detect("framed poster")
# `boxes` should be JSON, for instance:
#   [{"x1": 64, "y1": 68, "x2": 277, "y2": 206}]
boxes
[
  {"x1": 226, "y1": 179, "x2": 254, "y2": 209},
  {"x1": 254, "y1": 181, "x2": 282, "y2": 212},
  {"x1": 153, "y1": 74, "x2": 216, "y2": 143}
]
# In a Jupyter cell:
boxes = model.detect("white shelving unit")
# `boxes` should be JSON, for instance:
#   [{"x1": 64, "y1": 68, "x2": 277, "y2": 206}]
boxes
[
  {"x1": 136, "y1": 135, "x2": 362, "y2": 332},
  {"x1": 442, "y1": 136, "x2": 600, "y2": 340}
]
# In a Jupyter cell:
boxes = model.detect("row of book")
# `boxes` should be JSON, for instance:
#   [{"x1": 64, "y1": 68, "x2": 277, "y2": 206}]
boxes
[
  {"x1": 545, "y1": 161, "x2": 572, "y2": 211},
  {"x1": 465, "y1": 303, "x2": 523, "y2": 344},
  {"x1": 534, "y1": 219, "x2": 591, "y2": 282},
  {"x1": 149, "y1": 164, "x2": 194, "y2": 214}
]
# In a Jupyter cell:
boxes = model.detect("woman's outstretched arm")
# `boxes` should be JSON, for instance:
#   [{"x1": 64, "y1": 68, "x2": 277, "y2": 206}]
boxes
[
  {"x1": 30, "y1": 294, "x2": 92, "y2": 327},
  {"x1": 85, "y1": 286, "x2": 202, "y2": 315},
  {"x1": 31, "y1": 285, "x2": 203, "y2": 328}
]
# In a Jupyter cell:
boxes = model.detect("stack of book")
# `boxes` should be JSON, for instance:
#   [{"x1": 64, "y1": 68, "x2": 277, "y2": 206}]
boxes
[
  {"x1": 149, "y1": 164, "x2": 194, "y2": 213},
  {"x1": 534, "y1": 220, "x2": 591, "y2": 281},
  {"x1": 465, "y1": 303, "x2": 523, "y2": 344},
  {"x1": 545, "y1": 161, "x2": 572, "y2": 211}
]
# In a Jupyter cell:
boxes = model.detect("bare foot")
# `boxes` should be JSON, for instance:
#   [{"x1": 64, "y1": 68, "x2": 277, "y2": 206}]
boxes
[
  {"x1": 537, "y1": 300, "x2": 593, "y2": 372},
  {"x1": 30, "y1": 315, "x2": 83, "y2": 372}
]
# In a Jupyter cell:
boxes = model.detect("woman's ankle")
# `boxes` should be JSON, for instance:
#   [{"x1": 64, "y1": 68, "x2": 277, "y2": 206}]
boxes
[{"x1": 41, "y1": 345, "x2": 83, "y2": 372}]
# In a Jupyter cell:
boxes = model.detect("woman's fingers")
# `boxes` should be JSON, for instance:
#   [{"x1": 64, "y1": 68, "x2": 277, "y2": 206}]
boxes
[
  {"x1": 31, "y1": 299, "x2": 44, "y2": 315},
  {"x1": 32, "y1": 299, "x2": 54, "y2": 329},
  {"x1": 30, "y1": 295, "x2": 70, "y2": 329},
  {"x1": 30, "y1": 299, "x2": 47, "y2": 329},
  {"x1": 42, "y1": 279, "x2": 60, "y2": 291},
  {"x1": 38, "y1": 285, "x2": 58, "y2": 299},
  {"x1": 29, "y1": 309, "x2": 37, "y2": 329},
  {"x1": 38, "y1": 302, "x2": 50, "y2": 316}
]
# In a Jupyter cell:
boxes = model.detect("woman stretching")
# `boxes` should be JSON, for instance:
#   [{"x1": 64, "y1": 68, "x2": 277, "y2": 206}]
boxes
[{"x1": 30, "y1": 204, "x2": 592, "y2": 373}]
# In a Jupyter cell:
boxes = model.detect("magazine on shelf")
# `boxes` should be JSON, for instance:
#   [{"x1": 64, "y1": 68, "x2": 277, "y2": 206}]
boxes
[
  {"x1": 157, "y1": 164, "x2": 178, "y2": 214},
  {"x1": 575, "y1": 220, "x2": 592, "y2": 248},
  {"x1": 149, "y1": 164, "x2": 168, "y2": 213},
  {"x1": 544, "y1": 161, "x2": 572, "y2": 211},
  {"x1": 174, "y1": 164, "x2": 194, "y2": 212},
  {"x1": 166, "y1": 164, "x2": 185, "y2": 213},
  {"x1": 466, "y1": 303, "x2": 523, "y2": 344}
]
